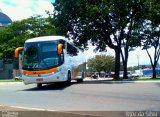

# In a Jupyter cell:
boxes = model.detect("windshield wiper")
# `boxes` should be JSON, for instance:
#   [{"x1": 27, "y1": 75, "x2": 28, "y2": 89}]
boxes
[{"x1": 41, "y1": 59, "x2": 49, "y2": 68}]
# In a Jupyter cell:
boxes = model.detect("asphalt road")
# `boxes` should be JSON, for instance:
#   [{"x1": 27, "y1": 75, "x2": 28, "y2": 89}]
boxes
[{"x1": 0, "y1": 80, "x2": 160, "y2": 116}]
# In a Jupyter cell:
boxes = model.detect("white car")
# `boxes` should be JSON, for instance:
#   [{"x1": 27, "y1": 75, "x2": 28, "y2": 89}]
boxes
[
  {"x1": 14, "y1": 75, "x2": 22, "y2": 80},
  {"x1": 131, "y1": 73, "x2": 140, "y2": 78},
  {"x1": 119, "y1": 72, "x2": 132, "y2": 79}
]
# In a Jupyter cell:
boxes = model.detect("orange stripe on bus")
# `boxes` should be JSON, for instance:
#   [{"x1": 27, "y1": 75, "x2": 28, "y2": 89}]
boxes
[
  {"x1": 23, "y1": 67, "x2": 58, "y2": 75},
  {"x1": 74, "y1": 67, "x2": 79, "y2": 79}
]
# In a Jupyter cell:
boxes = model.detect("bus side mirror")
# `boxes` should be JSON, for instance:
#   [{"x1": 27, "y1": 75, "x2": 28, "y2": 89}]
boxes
[
  {"x1": 58, "y1": 44, "x2": 63, "y2": 55},
  {"x1": 14, "y1": 47, "x2": 23, "y2": 69},
  {"x1": 15, "y1": 47, "x2": 24, "y2": 58}
]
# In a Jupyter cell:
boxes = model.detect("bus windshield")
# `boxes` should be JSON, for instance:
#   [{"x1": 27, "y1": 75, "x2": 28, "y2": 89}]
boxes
[{"x1": 22, "y1": 41, "x2": 61, "y2": 70}]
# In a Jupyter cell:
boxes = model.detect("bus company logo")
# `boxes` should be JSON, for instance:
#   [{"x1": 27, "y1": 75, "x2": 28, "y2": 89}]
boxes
[
  {"x1": 33, "y1": 72, "x2": 37, "y2": 74},
  {"x1": 2, "y1": 111, "x2": 19, "y2": 117}
]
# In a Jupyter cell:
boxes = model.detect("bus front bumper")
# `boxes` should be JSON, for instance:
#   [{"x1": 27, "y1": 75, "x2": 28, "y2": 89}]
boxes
[{"x1": 21, "y1": 73, "x2": 67, "y2": 85}]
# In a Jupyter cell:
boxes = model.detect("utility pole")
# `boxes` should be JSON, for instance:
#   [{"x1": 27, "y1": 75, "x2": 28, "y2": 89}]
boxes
[{"x1": 137, "y1": 55, "x2": 139, "y2": 70}]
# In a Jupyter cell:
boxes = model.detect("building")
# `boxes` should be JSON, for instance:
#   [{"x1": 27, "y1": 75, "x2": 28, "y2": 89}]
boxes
[
  {"x1": 143, "y1": 68, "x2": 160, "y2": 77},
  {"x1": 0, "y1": 10, "x2": 12, "y2": 30},
  {"x1": 0, "y1": 10, "x2": 13, "y2": 79}
]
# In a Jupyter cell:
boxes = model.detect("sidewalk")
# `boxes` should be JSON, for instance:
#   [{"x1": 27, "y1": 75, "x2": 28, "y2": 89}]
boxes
[
  {"x1": 84, "y1": 77, "x2": 113, "y2": 81},
  {"x1": 0, "y1": 105, "x2": 100, "y2": 117},
  {"x1": 84, "y1": 77, "x2": 160, "y2": 83},
  {"x1": 0, "y1": 105, "x2": 131, "y2": 117}
]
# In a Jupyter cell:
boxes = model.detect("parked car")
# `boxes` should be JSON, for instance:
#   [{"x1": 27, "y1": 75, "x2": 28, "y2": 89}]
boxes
[
  {"x1": 14, "y1": 75, "x2": 22, "y2": 80},
  {"x1": 131, "y1": 70, "x2": 143, "y2": 78},
  {"x1": 91, "y1": 74, "x2": 98, "y2": 79},
  {"x1": 119, "y1": 72, "x2": 132, "y2": 79},
  {"x1": 131, "y1": 73, "x2": 140, "y2": 78}
]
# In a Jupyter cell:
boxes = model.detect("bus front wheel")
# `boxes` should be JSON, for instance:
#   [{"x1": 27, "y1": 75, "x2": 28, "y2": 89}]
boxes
[
  {"x1": 66, "y1": 72, "x2": 71, "y2": 84},
  {"x1": 37, "y1": 83, "x2": 42, "y2": 88}
]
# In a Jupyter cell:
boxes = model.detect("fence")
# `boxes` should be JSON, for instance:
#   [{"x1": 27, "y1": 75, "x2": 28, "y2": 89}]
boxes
[{"x1": 0, "y1": 64, "x2": 13, "y2": 79}]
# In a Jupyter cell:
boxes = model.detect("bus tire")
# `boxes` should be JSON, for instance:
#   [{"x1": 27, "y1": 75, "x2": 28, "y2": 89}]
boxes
[
  {"x1": 77, "y1": 72, "x2": 84, "y2": 83},
  {"x1": 77, "y1": 79, "x2": 83, "y2": 83},
  {"x1": 37, "y1": 83, "x2": 42, "y2": 88},
  {"x1": 66, "y1": 71, "x2": 71, "y2": 85}
]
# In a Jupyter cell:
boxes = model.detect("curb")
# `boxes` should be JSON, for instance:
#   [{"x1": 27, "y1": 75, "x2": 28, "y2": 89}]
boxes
[
  {"x1": 0, "y1": 79, "x2": 160, "y2": 85},
  {"x1": 0, "y1": 82, "x2": 23, "y2": 85},
  {"x1": 0, "y1": 105, "x2": 100, "y2": 117},
  {"x1": 84, "y1": 79, "x2": 160, "y2": 83}
]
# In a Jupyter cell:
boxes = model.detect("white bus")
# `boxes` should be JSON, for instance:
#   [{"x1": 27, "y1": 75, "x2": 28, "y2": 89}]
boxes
[{"x1": 14, "y1": 36, "x2": 86, "y2": 87}]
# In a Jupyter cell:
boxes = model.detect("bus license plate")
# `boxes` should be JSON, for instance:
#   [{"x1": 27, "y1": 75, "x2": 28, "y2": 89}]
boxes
[{"x1": 36, "y1": 78, "x2": 43, "y2": 82}]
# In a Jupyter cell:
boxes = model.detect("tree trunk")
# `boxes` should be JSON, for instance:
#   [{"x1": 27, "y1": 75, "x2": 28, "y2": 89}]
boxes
[
  {"x1": 123, "y1": 60, "x2": 128, "y2": 79},
  {"x1": 152, "y1": 65, "x2": 156, "y2": 78},
  {"x1": 123, "y1": 46, "x2": 129, "y2": 79},
  {"x1": 114, "y1": 49, "x2": 121, "y2": 80},
  {"x1": 145, "y1": 48, "x2": 157, "y2": 79}
]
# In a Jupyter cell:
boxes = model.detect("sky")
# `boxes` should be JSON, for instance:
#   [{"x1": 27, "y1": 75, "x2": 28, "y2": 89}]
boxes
[
  {"x1": 0, "y1": 0, "x2": 156, "y2": 67},
  {"x1": 0, "y1": 0, "x2": 55, "y2": 21},
  {"x1": 84, "y1": 45, "x2": 155, "y2": 67}
]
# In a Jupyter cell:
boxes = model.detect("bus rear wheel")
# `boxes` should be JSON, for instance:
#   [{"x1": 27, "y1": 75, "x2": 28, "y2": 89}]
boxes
[
  {"x1": 77, "y1": 72, "x2": 84, "y2": 83},
  {"x1": 77, "y1": 79, "x2": 83, "y2": 83}
]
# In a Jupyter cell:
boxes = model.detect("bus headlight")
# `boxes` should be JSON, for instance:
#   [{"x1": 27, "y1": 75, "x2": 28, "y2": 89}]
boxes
[{"x1": 52, "y1": 67, "x2": 61, "y2": 74}]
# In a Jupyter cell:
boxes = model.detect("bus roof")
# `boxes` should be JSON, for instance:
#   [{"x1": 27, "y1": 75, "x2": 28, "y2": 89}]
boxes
[{"x1": 25, "y1": 36, "x2": 67, "y2": 43}]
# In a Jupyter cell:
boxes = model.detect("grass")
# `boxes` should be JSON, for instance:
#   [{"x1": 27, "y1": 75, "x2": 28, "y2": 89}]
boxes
[
  {"x1": 134, "y1": 77, "x2": 160, "y2": 81},
  {"x1": 99, "y1": 77, "x2": 160, "y2": 81},
  {"x1": 0, "y1": 79, "x2": 22, "y2": 83}
]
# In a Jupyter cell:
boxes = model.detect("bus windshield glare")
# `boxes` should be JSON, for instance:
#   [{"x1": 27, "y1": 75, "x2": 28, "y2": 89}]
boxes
[{"x1": 22, "y1": 41, "x2": 61, "y2": 70}]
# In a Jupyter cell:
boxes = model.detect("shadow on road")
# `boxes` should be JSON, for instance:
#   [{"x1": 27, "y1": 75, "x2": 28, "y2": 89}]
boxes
[
  {"x1": 156, "y1": 83, "x2": 160, "y2": 87},
  {"x1": 82, "y1": 79, "x2": 134, "y2": 85},
  {"x1": 22, "y1": 79, "x2": 134, "y2": 91},
  {"x1": 23, "y1": 83, "x2": 74, "y2": 91}
]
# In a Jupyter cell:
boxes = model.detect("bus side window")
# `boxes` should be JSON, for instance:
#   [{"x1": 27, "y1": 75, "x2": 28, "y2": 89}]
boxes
[
  {"x1": 59, "y1": 53, "x2": 64, "y2": 64},
  {"x1": 67, "y1": 43, "x2": 78, "y2": 56}
]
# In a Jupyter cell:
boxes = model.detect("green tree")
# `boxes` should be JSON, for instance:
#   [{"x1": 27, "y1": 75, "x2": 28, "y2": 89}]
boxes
[
  {"x1": 139, "y1": 0, "x2": 160, "y2": 78},
  {"x1": 53, "y1": 0, "x2": 146, "y2": 79},
  {"x1": 87, "y1": 55, "x2": 115, "y2": 74},
  {"x1": 128, "y1": 66, "x2": 139, "y2": 71},
  {"x1": 0, "y1": 15, "x2": 56, "y2": 59}
]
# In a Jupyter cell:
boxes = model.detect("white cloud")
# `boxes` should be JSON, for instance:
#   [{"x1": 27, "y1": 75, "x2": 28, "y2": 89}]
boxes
[
  {"x1": 0, "y1": 0, "x2": 54, "y2": 21},
  {"x1": 128, "y1": 47, "x2": 156, "y2": 66},
  {"x1": 84, "y1": 44, "x2": 115, "y2": 60}
]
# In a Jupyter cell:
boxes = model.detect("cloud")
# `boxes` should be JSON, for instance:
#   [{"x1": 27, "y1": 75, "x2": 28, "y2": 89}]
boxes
[
  {"x1": 128, "y1": 47, "x2": 155, "y2": 66},
  {"x1": 3, "y1": 0, "x2": 17, "y2": 7},
  {"x1": 84, "y1": 45, "x2": 115, "y2": 60},
  {"x1": 0, "y1": 0, "x2": 54, "y2": 21}
]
